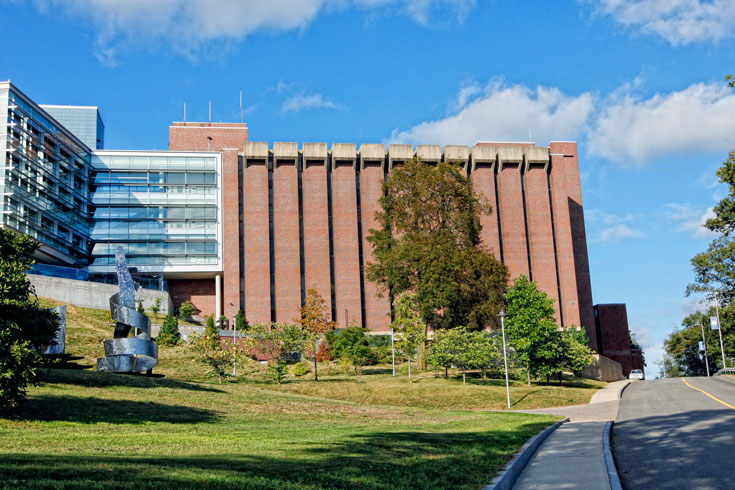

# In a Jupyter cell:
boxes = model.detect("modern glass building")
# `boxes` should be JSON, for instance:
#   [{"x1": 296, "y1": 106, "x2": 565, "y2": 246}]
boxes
[
  {"x1": 88, "y1": 150, "x2": 223, "y2": 281},
  {"x1": 0, "y1": 81, "x2": 93, "y2": 265},
  {"x1": 40, "y1": 105, "x2": 105, "y2": 150}
]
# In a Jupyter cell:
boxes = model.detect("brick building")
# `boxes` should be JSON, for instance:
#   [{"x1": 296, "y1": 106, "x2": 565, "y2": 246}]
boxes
[{"x1": 166, "y1": 122, "x2": 604, "y2": 351}]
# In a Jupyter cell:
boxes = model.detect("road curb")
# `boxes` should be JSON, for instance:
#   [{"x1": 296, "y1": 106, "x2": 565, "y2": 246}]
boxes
[
  {"x1": 617, "y1": 381, "x2": 631, "y2": 399},
  {"x1": 483, "y1": 417, "x2": 569, "y2": 490},
  {"x1": 603, "y1": 421, "x2": 623, "y2": 490}
]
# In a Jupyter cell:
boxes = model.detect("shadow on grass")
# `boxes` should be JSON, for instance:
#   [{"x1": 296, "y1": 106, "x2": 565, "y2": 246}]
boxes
[
  {"x1": 0, "y1": 421, "x2": 552, "y2": 489},
  {"x1": 40, "y1": 369, "x2": 224, "y2": 393},
  {"x1": 5, "y1": 395, "x2": 218, "y2": 424}
]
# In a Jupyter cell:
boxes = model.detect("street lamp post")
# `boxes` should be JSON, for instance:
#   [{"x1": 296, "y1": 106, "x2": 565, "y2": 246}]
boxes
[
  {"x1": 714, "y1": 296, "x2": 726, "y2": 369},
  {"x1": 497, "y1": 310, "x2": 511, "y2": 409},
  {"x1": 232, "y1": 315, "x2": 237, "y2": 377},
  {"x1": 391, "y1": 328, "x2": 396, "y2": 377}
]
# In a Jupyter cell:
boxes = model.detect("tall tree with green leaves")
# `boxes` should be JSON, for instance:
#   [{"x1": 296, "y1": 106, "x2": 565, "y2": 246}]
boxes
[
  {"x1": 504, "y1": 275, "x2": 560, "y2": 387},
  {"x1": 0, "y1": 229, "x2": 59, "y2": 408},
  {"x1": 666, "y1": 304, "x2": 735, "y2": 376},
  {"x1": 687, "y1": 76, "x2": 735, "y2": 303},
  {"x1": 297, "y1": 287, "x2": 335, "y2": 381},
  {"x1": 391, "y1": 292, "x2": 426, "y2": 382},
  {"x1": 366, "y1": 158, "x2": 508, "y2": 332}
]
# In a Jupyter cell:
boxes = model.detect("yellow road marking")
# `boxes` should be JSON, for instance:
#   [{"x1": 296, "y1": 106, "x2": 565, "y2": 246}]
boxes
[{"x1": 681, "y1": 378, "x2": 735, "y2": 410}]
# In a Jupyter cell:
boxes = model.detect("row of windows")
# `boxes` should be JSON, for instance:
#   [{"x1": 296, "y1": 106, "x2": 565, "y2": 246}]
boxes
[
  {"x1": 92, "y1": 256, "x2": 218, "y2": 266},
  {"x1": 92, "y1": 241, "x2": 217, "y2": 256},
  {"x1": 93, "y1": 171, "x2": 215, "y2": 185},
  {"x1": 91, "y1": 155, "x2": 216, "y2": 171},
  {"x1": 92, "y1": 185, "x2": 216, "y2": 195},
  {"x1": 92, "y1": 206, "x2": 216, "y2": 220}
]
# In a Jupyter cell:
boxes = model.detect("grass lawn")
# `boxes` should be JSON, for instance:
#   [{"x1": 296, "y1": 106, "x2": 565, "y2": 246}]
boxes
[{"x1": 0, "y1": 299, "x2": 604, "y2": 488}]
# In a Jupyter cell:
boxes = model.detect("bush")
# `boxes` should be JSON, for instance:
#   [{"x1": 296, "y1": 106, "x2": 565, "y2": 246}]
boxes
[
  {"x1": 157, "y1": 311, "x2": 181, "y2": 346},
  {"x1": 235, "y1": 310, "x2": 249, "y2": 331},
  {"x1": 292, "y1": 362, "x2": 310, "y2": 377},
  {"x1": 187, "y1": 333, "x2": 236, "y2": 383},
  {"x1": 178, "y1": 300, "x2": 196, "y2": 320},
  {"x1": 205, "y1": 316, "x2": 219, "y2": 350},
  {"x1": 267, "y1": 361, "x2": 289, "y2": 384},
  {"x1": 325, "y1": 327, "x2": 372, "y2": 375},
  {"x1": 150, "y1": 297, "x2": 161, "y2": 316},
  {"x1": 0, "y1": 229, "x2": 59, "y2": 409},
  {"x1": 316, "y1": 341, "x2": 333, "y2": 362}
]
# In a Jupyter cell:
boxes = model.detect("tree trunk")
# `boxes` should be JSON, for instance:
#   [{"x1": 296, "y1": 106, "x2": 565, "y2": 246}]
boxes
[
  {"x1": 408, "y1": 357, "x2": 412, "y2": 383},
  {"x1": 445, "y1": 366, "x2": 448, "y2": 379},
  {"x1": 313, "y1": 339, "x2": 319, "y2": 381},
  {"x1": 546, "y1": 374, "x2": 549, "y2": 384},
  {"x1": 527, "y1": 364, "x2": 531, "y2": 388},
  {"x1": 558, "y1": 371, "x2": 562, "y2": 385},
  {"x1": 463, "y1": 370, "x2": 466, "y2": 385}
]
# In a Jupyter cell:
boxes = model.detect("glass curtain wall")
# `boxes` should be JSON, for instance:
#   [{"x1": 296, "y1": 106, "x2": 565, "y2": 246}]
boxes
[
  {"x1": 89, "y1": 151, "x2": 222, "y2": 273},
  {"x1": 1, "y1": 85, "x2": 93, "y2": 264}
]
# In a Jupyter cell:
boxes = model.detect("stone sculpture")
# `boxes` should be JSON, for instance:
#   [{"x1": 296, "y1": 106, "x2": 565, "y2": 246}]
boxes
[{"x1": 97, "y1": 247, "x2": 158, "y2": 373}]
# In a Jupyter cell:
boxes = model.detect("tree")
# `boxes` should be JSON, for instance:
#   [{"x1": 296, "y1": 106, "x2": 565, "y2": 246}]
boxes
[
  {"x1": 666, "y1": 304, "x2": 734, "y2": 376},
  {"x1": 391, "y1": 292, "x2": 426, "y2": 382},
  {"x1": 205, "y1": 315, "x2": 219, "y2": 350},
  {"x1": 235, "y1": 310, "x2": 249, "y2": 332},
  {"x1": 325, "y1": 326, "x2": 372, "y2": 376},
  {"x1": 297, "y1": 287, "x2": 334, "y2": 381},
  {"x1": 366, "y1": 158, "x2": 508, "y2": 333},
  {"x1": 427, "y1": 326, "x2": 498, "y2": 385},
  {"x1": 157, "y1": 311, "x2": 181, "y2": 346},
  {"x1": 426, "y1": 328, "x2": 461, "y2": 378},
  {"x1": 466, "y1": 330, "x2": 502, "y2": 379},
  {"x1": 137, "y1": 301, "x2": 145, "y2": 314},
  {"x1": 245, "y1": 323, "x2": 306, "y2": 384},
  {"x1": 555, "y1": 328, "x2": 594, "y2": 384},
  {"x1": 0, "y1": 229, "x2": 59, "y2": 408},
  {"x1": 187, "y1": 333, "x2": 243, "y2": 383},
  {"x1": 504, "y1": 275, "x2": 560, "y2": 386},
  {"x1": 178, "y1": 300, "x2": 196, "y2": 321},
  {"x1": 150, "y1": 297, "x2": 161, "y2": 316}
]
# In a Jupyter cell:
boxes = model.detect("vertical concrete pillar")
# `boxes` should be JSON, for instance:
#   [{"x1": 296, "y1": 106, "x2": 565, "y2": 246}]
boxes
[
  {"x1": 496, "y1": 146, "x2": 530, "y2": 279},
  {"x1": 272, "y1": 142, "x2": 301, "y2": 323},
  {"x1": 222, "y1": 148, "x2": 241, "y2": 318},
  {"x1": 359, "y1": 144, "x2": 391, "y2": 331},
  {"x1": 553, "y1": 142, "x2": 596, "y2": 341},
  {"x1": 215, "y1": 273, "x2": 222, "y2": 320},
  {"x1": 301, "y1": 143, "x2": 332, "y2": 311},
  {"x1": 243, "y1": 142, "x2": 271, "y2": 324},
  {"x1": 330, "y1": 143, "x2": 362, "y2": 328},
  {"x1": 468, "y1": 145, "x2": 501, "y2": 258},
  {"x1": 523, "y1": 147, "x2": 561, "y2": 324},
  {"x1": 549, "y1": 144, "x2": 580, "y2": 329}
]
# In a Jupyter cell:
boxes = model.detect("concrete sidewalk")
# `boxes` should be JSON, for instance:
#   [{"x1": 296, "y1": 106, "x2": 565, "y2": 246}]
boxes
[{"x1": 510, "y1": 380, "x2": 629, "y2": 489}]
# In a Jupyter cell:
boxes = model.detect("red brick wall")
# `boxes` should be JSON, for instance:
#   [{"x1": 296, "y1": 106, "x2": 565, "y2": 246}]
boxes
[
  {"x1": 471, "y1": 164, "x2": 501, "y2": 258},
  {"x1": 222, "y1": 149, "x2": 240, "y2": 318},
  {"x1": 167, "y1": 279, "x2": 216, "y2": 317},
  {"x1": 302, "y1": 161, "x2": 332, "y2": 313},
  {"x1": 595, "y1": 303, "x2": 638, "y2": 377},
  {"x1": 360, "y1": 162, "x2": 391, "y2": 331},
  {"x1": 272, "y1": 159, "x2": 301, "y2": 322},
  {"x1": 497, "y1": 164, "x2": 530, "y2": 279},
  {"x1": 331, "y1": 162, "x2": 362, "y2": 328},
  {"x1": 549, "y1": 150, "x2": 581, "y2": 330},
  {"x1": 242, "y1": 159, "x2": 271, "y2": 324},
  {"x1": 525, "y1": 164, "x2": 561, "y2": 324},
  {"x1": 169, "y1": 122, "x2": 247, "y2": 152}
]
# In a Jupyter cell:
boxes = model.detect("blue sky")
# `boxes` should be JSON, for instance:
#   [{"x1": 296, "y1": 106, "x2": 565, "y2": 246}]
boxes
[{"x1": 3, "y1": 0, "x2": 735, "y2": 374}]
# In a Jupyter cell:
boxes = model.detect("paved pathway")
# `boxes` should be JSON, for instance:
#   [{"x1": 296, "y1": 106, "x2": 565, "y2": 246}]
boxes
[{"x1": 510, "y1": 380, "x2": 629, "y2": 489}]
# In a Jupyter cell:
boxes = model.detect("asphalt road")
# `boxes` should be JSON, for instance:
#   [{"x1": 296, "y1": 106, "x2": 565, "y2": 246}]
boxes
[{"x1": 613, "y1": 377, "x2": 735, "y2": 489}]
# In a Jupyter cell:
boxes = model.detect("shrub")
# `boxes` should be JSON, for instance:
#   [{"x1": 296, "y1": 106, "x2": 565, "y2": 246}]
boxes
[
  {"x1": 178, "y1": 300, "x2": 196, "y2": 320},
  {"x1": 0, "y1": 229, "x2": 59, "y2": 409},
  {"x1": 235, "y1": 310, "x2": 249, "y2": 331},
  {"x1": 292, "y1": 362, "x2": 310, "y2": 377},
  {"x1": 267, "y1": 361, "x2": 289, "y2": 384},
  {"x1": 187, "y1": 333, "x2": 238, "y2": 383},
  {"x1": 157, "y1": 311, "x2": 181, "y2": 346},
  {"x1": 205, "y1": 316, "x2": 219, "y2": 350},
  {"x1": 316, "y1": 341, "x2": 333, "y2": 362},
  {"x1": 150, "y1": 297, "x2": 161, "y2": 316}
]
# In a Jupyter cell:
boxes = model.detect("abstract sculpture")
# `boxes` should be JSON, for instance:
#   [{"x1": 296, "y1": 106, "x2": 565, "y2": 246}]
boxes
[{"x1": 97, "y1": 247, "x2": 158, "y2": 373}]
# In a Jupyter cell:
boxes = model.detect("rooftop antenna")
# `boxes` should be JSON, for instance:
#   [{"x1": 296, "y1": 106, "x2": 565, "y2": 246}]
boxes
[
  {"x1": 183, "y1": 103, "x2": 186, "y2": 124},
  {"x1": 239, "y1": 91, "x2": 243, "y2": 124},
  {"x1": 208, "y1": 101, "x2": 211, "y2": 124}
]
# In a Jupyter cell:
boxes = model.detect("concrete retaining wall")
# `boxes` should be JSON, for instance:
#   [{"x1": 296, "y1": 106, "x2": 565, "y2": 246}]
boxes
[
  {"x1": 582, "y1": 354, "x2": 623, "y2": 382},
  {"x1": 29, "y1": 274, "x2": 172, "y2": 314}
]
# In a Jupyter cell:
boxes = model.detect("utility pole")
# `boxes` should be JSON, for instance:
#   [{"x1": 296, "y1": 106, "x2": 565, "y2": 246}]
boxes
[
  {"x1": 391, "y1": 328, "x2": 396, "y2": 376},
  {"x1": 498, "y1": 310, "x2": 511, "y2": 409},
  {"x1": 715, "y1": 296, "x2": 726, "y2": 369},
  {"x1": 701, "y1": 320, "x2": 711, "y2": 377}
]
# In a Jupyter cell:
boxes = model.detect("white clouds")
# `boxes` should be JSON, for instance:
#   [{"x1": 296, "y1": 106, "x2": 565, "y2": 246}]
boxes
[
  {"x1": 282, "y1": 93, "x2": 338, "y2": 113},
  {"x1": 591, "y1": 0, "x2": 735, "y2": 45},
  {"x1": 587, "y1": 83, "x2": 735, "y2": 166},
  {"x1": 585, "y1": 210, "x2": 642, "y2": 243},
  {"x1": 35, "y1": 0, "x2": 474, "y2": 61},
  {"x1": 390, "y1": 81, "x2": 596, "y2": 145},
  {"x1": 664, "y1": 203, "x2": 717, "y2": 238}
]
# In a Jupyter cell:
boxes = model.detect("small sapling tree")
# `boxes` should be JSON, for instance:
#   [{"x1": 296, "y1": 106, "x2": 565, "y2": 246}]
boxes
[
  {"x1": 297, "y1": 287, "x2": 334, "y2": 381},
  {"x1": 391, "y1": 292, "x2": 426, "y2": 383},
  {"x1": 178, "y1": 300, "x2": 196, "y2": 321},
  {"x1": 150, "y1": 297, "x2": 161, "y2": 316},
  {"x1": 157, "y1": 311, "x2": 181, "y2": 346},
  {"x1": 245, "y1": 323, "x2": 306, "y2": 384}
]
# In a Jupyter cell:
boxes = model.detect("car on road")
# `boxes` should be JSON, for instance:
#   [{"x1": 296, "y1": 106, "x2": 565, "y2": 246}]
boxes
[{"x1": 629, "y1": 369, "x2": 644, "y2": 380}]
